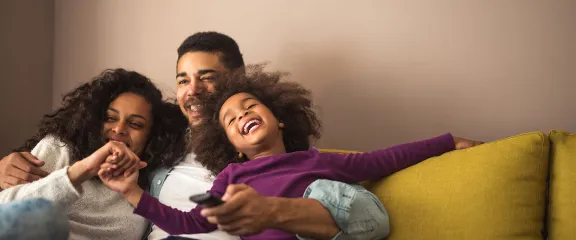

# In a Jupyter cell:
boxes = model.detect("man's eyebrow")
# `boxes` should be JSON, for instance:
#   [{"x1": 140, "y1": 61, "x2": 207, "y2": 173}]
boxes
[
  {"x1": 176, "y1": 69, "x2": 216, "y2": 79},
  {"x1": 176, "y1": 72, "x2": 187, "y2": 78},
  {"x1": 197, "y1": 69, "x2": 216, "y2": 75}
]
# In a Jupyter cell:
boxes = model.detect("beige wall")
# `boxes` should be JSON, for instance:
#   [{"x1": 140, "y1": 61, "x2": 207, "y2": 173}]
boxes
[
  {"x1": 53, "y1": 0, "x2": 576, "y2": 151},
  {"x1": 0, "y1": 0, "x2": 54, "y2": 156}
]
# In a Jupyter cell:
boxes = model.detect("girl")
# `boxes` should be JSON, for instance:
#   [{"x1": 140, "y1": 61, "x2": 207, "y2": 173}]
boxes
[
  {"x1": 0, "y1": 68, "x2": 188, "y2": 239},
  {"x1": 100, "y1": 68, "x2": 481, "y2": 240}
]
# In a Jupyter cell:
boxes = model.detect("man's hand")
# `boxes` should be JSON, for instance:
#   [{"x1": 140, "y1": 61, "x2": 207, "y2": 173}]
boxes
[
  {"x1": 200, "y1": 184, "x2": 277, "y2": 236},
  {"x1": 453, "y1": 136, "x2": 484, "y2": 150},
  {"x1": 0, "y1": 152, "x2": 49, "y2": 190}
]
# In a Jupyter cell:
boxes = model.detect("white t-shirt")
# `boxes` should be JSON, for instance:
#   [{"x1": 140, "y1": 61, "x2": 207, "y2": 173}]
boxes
[{"x1": 148, "y1": 153, "x2": 240, "y2": 240}]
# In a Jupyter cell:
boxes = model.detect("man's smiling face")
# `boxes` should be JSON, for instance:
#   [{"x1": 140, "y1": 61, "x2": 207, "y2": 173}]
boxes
[{"x1": 176, "y1": 51, "x2": 227, "y2": 126}]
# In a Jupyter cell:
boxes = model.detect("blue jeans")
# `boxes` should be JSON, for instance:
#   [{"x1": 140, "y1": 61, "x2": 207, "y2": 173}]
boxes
[
  {"x1": 300, "y1": 180, "x2": 390, "y2": 240},
  {"x1": 0, "y1": 198, "x2": 69, "y2": 240}
]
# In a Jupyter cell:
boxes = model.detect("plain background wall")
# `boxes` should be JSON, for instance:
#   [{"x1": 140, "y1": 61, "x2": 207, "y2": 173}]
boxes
[
  {"x1": 49, "y1": 0, "x2": 576, "y2": 151},
  {"x1": 0, "y1": 0, "x2": 54, "y2": 156}
]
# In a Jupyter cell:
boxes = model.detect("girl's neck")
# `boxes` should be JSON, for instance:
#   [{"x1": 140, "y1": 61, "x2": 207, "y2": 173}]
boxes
[{"x1": 247, "y1": 137, "x2": 286, "y2": 160}]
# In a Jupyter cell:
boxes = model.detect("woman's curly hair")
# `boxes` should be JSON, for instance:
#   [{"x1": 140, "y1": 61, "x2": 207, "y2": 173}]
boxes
[
  {"x1": 190, "y1": 64, "x2": 322, "y2": 176},
  {"x1": 15, "y1": 68, "x2": 188, "y2": 188}
]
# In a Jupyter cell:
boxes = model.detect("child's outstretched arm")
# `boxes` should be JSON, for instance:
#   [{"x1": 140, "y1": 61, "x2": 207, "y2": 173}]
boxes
[
  {"x1": 133, "y1": 192, "x2": 218, "y2": 235},
  {"x1": 99, "y1": 158, "x2": 145, "y2": 207},
  {"x1": 119, "y1": 166, "x2": 232, "y2": 235},
  {"x1": 320, "y1": 133, "x2": 481, "y2": 183}
]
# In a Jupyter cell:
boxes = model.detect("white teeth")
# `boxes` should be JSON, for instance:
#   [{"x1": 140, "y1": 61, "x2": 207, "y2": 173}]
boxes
[
  {"x1": 243, "y1": 119, "x2": 261, "y2": 134},
  {"x1": 190, "y1": 105, "x2": 199, "y2": 111}
]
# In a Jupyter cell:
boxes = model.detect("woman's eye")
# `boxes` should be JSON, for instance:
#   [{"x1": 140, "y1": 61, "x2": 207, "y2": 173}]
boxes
[
  {"x1": 130, "y1": 123, "x2": 144, "y2": 129},
  {"x1": 106, "y1": 117, "x2": 116, "y2": 122},
  {"x1": 228, "y1": 117, "x2": 235, "y2": 126},
  {"x1": 247, "y1": 104, "x2": 257, "y2": 109}
]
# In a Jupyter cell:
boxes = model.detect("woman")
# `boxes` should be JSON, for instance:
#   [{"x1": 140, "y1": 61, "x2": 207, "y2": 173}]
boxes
[{"x1": 0, "y1": 68, "x2": 188, "y2": 239}]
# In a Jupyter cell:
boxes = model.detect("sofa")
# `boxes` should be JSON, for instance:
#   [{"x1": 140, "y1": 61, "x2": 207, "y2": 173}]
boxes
[{"x1": 321, "y1": 130, "x2": 575, "y2": 240}]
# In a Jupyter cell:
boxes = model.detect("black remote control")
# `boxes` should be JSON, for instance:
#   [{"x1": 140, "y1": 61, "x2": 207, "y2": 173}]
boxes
[{"x1": 189, "y1": 193, "x2": 224, "y2": 208}]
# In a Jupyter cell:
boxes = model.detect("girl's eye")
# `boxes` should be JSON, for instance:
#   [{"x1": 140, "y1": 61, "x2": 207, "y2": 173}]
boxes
[
  {"x1": 106, "y1": 117, "x2": 116, "y2": 122},
  {"x1": 247, "y1": 104, "x2": 257, "y2": 109},
  {"x1": 228, "y1": 117, "x2": 236, "y2": 126}
]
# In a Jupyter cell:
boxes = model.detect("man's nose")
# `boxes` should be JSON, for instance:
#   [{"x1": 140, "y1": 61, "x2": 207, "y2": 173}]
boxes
[{"x1": 185, "y1": 79, "x2": 204, "y2": 97}]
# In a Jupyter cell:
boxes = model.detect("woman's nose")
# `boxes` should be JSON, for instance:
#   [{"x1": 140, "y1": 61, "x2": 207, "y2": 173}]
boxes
[{"x1": 112, "y1": 122, "x2": 127, "y2": 135}]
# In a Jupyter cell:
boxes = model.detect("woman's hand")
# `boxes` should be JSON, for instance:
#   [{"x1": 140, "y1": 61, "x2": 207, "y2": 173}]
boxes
[
  {"x1": 67, "y1": 141, "x2": 143, "y2": 186},
  {"x1": 105, "y1": 149, "x2": 147, "y2": 178}
]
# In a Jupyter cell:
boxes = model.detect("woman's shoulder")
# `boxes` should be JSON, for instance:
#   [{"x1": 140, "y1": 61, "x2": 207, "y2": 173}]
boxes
[
  {"x1": 32, "y1": 135, "x2": 73, "y2": 170},
  {"x1": 37, "y1": 135, "x2": 67, "y2": 147}
]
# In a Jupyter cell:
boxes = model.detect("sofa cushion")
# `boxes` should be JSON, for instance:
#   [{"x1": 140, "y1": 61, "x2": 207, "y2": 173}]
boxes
[
  {"x1": 322, "y1": 132, "x2": 549, "y2": 240},
  {"x1": 548, "y1": 130, "x2": 576, "y2": 239}
]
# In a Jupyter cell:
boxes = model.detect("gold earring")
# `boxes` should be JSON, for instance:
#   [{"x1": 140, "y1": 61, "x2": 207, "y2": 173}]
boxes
[
  {"x1": 279, "y1": 122, "x2": 285, "y2": 128},
  {"x1": 238, "y1": 152, "x2": 244, "y2": 159}
]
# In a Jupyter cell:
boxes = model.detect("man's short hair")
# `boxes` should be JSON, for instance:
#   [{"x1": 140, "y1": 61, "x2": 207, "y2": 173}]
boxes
[{"x1": 177, "y1": 31, "x2": 245, "y2": 70}]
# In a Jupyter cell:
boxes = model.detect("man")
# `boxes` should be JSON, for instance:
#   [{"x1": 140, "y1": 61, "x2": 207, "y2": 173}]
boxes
[
  {"x1": 0, "y1": 32, "x2": 399, "y2": 239},
  {"x1": 154, "y1": 32, "x2": 392, "y2": 239}
]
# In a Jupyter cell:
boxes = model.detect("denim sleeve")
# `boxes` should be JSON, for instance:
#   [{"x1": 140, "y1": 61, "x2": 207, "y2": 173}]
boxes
[
  {"x1": 0, "y1": 198, "x2": 69, "y2": 240},
  {"x1": 299, "y1": 179, "x2": 390, "y2": 240}
]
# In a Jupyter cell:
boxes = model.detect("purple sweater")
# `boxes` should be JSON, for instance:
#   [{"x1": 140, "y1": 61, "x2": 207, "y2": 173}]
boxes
[{"x1": 135, "y1": 133, "x2": 455, "y2": 239}]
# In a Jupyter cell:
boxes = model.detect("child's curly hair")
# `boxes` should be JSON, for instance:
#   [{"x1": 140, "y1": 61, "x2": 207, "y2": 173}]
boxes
[{"x1": 190, "y1": 64, "x2": 322, "y2": 176}]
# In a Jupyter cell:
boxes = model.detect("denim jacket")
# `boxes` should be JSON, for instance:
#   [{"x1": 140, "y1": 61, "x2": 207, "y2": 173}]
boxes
[{"x1": 141, "y1": 156, "x2": 185, "y2": 239}]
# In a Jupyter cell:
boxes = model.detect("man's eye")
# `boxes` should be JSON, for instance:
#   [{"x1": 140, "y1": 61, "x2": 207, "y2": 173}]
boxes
[
  {"x1": 178, "y1": 79, "x2": 189, "y2": 85},
  {"x1": 201, "y1": 76, "x2": 215, "y2": 81}
]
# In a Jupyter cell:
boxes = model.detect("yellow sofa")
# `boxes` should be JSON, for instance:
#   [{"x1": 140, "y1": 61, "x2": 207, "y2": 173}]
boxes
[{"x1": 321, "y1": 131, "x2": 575, "y2": 240}]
